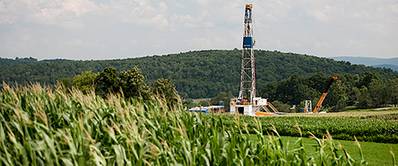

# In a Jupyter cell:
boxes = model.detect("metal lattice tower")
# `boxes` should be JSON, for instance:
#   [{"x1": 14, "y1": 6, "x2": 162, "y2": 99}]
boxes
[{"x1": 238, "y1": 4, "x2": 256, "y2": 103}]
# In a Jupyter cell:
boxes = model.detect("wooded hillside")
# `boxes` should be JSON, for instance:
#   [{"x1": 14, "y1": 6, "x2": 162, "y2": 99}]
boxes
[{"x1": 1, "y1": 50, "x2": 397, "y2": 99}]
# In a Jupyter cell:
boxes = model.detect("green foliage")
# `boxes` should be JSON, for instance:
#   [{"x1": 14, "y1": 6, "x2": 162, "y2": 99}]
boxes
[
  {"x1": 95, "y1": 67, "x2": 120, "y2": 96},
  {"x1": 356, "y1": 87, "x2": 372, "y2": 108},
  {"x1": 198, "y1": 100, "x2": 210, "y2": 106},
  {"x1": 265, "y1": 75, "x2": 319, "y2": 105},
  {"x1": 119, "y1": 67, "x2": 151, "y2": 99},
  {"x1": 261, "y1": 73, "x2": 398, "y2": 111},
  {"x1": 152, "y1": 79, "x2": 181, "y2": 109},
  {"x1": 210, "y1": 92, "x2": 233, "y2": 109},
  {"x1": 0, "y1": 84, "x2": 368, "y2": 165},
  {"x1": 390, "y1": 78, "x2": 398, "y2": 106},
  {"x1": 1, "y1": 50, "x2": 397, "y2": 110},
  {"x1": 73, "y1": 67, "x2": 181, "y2": 108},
  {"x1": 1, "y1": 50, "x2": 396, "y2": 99},
  {"x1": 368, "y1": 79, "x2": 390, "y2": 107},
  {"x1": 327, "y1": 80, "x2": 349, "y2": 111},
  {"x1": 271, "y1": 100, "x2": 292, "y2": 112},
  {"x1": 93, "y1": 67, "x2": 152, "y2": 100},
  {"x1": 182, "y1": 98, "x2": 196, "y2": 108},
  {"x1": 72, "y1": 71, "x2": 98, "y2": 93}
]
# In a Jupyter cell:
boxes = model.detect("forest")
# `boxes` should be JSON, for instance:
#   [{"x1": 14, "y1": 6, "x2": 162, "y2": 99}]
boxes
[
  {"x1": 1, "y1": 50, "x2": 397, "y2": 111},
  {"x1": 259, "y1": 73, "x2": 398, "y2": 111}
]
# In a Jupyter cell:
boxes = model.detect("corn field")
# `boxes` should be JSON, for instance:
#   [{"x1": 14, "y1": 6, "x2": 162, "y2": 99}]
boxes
[
  {"x1": 231, "y1": 115, "x2": 398, "y2": 143},
  {"x1": 0, "y1": 84, "x2": 367, "y2": 165}
]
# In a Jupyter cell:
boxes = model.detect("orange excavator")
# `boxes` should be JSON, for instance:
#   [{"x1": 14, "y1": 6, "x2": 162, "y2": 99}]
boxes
[{"x1": 312, "y1": 76, "x2": 338, "y2": 113}]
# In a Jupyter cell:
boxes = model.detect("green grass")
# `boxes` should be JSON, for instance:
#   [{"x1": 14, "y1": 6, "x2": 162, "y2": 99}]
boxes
[
  {"x1": 280, "y1": 136, "x2": 397, "y2": 166},
  {"x1": 0, "y1": 84, "x2": 369, "y2": 165},
  {"x1": 246, "y1": 135, "x2": 397, "y2": 165}
]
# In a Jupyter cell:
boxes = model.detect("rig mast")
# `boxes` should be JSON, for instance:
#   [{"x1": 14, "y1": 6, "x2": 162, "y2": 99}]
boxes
[
  {"x1": 230, "y1": 4, "x2": 278, "y2": 116},
  {"x1": 238, "y1": 4, "x2": 256, "y2": 103}
]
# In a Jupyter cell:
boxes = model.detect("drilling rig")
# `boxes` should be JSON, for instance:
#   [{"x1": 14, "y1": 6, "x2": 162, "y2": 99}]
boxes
[
  {"x1": 230, "y1": 4, "x2": 278, "y2": 116},
  {"x1": 239, "y1": 4, "x2": 256, "y2": 103}
]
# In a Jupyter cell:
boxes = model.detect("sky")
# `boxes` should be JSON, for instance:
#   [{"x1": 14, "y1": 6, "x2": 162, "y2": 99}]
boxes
[{"x1": 0, "y1": 0, "x2": 397, "y2": 60}]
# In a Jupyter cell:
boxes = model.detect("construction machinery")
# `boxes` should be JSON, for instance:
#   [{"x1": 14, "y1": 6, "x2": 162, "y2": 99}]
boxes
[
  {"x1": 312, "y1": 76, "x2": 338, "y2": 113},
  {"x1": 230, "y1": 4, "x2": 278, "y2": 116}
]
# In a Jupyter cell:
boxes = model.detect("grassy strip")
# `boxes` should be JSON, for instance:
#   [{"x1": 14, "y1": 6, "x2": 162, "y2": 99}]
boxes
[
  {"x1": 0, "y1": 84, "x2": 367, "y2": 165},
  {"x1": 279, "y1": 136, "x2": 398, "y2": 166},
  {"x1": 284, "y1": 109, "x2": 398, "y2": 121}
]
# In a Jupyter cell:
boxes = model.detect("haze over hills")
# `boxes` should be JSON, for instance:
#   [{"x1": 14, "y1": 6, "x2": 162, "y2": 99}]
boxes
[
  {"x1": 332, "y1": 56, "x2": 398, "y2": 71},
  {"x1": 1, "y1": 50, "x2": 397, "y2": 98},
  {"x1": 373, "y1": 64, "x2": 398, "y2": 72}
]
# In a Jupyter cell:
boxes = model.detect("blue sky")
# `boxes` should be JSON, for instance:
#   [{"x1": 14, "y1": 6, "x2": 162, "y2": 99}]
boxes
[{"x1": 0, "y1": 0, "x2": 397, "y2": 60}]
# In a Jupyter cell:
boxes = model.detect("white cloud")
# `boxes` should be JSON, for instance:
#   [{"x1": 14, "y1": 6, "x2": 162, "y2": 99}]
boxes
[{"x1": 0, "y1": 0, "x2": 397, "y2": 59}]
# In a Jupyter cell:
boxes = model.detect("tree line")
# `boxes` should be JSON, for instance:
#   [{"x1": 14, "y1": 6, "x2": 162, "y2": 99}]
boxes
[
  {"x1": 1, "y1": 50, "x2": 397, "y2": 111},
  {"x1": 255, "y1": 72, "x2": 398, "y2": 112},
  {"x1": 186, "y1": 71, "x2": 398, "y2": 112},
  {"x1": 66, "y1": 67, "x2": 181, "y2": 110}
]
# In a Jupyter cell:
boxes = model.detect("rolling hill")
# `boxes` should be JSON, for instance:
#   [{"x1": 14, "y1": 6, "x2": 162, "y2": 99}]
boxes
[
  {"x1": 374, "y1": 64, "x2": 398, "y2": 71},
  {"x1": 333, "y1": 56, "x2": 398, "y2": 71},
  {"x1": 1, "y1": 50, "x2": 397, "y2": 98}
]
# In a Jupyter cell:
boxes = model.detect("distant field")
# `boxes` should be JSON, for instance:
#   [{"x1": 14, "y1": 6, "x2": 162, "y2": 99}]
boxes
[
  {"x1": 284, "y1": 108, "x2": 398, "y2": 120},
  {"x1": 220, "y1": 108, "x2": 398, "y2": 143}
]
